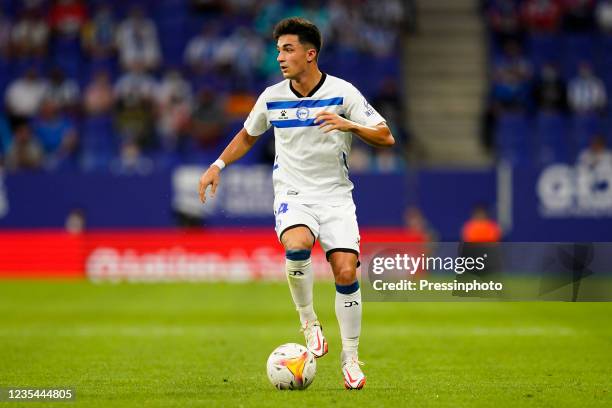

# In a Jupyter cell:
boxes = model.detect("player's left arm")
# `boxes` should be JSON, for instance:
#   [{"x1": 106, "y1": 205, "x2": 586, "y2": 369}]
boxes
[{"x1": 314, "y1": 112, "x2": 395, "y2": 147}]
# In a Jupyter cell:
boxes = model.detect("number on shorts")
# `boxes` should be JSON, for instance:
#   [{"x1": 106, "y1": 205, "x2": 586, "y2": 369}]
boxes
[{"x1": 277, "y1": 202, "x2": 289, "y2": 214}]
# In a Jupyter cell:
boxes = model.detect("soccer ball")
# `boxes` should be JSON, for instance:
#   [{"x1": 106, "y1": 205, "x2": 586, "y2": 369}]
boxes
[{"x1": 266, "y1": 343, "x2": 316, "y2": 390}]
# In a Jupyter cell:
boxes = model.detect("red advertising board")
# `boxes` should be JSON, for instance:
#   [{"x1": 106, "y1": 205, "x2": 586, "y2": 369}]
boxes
[{"x1": 0, "y1": 229, "x2": 425, "y2": 281}]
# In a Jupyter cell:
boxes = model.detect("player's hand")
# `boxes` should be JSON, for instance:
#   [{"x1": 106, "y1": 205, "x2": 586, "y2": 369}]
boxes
[
  {"x1": 314, "y1": 111, "x2": 354, "y2": 133},
  {"x1": 198, "y1": 165, "x2": 221, "y2": 204}
]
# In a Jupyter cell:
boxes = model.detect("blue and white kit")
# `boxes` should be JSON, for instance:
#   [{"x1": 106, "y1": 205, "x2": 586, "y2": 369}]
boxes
[{"x1": 243, "y1": 73, "x2": 385, "y2": 258}]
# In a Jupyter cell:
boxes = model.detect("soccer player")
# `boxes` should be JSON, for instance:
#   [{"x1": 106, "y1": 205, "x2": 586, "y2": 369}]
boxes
[{"x1": 198, "y1": 17, "x2": 394, "y2": 390}]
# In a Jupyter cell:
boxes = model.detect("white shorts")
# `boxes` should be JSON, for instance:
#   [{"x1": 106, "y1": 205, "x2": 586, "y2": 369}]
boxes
[{"x1": 273, "y1": 197, "x2": 360, "y2": 260}]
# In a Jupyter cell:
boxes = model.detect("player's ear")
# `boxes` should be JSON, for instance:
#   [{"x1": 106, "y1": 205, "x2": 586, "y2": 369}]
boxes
[{"x1": 307, "y1": 48, "x2": 317, "y2": 63}]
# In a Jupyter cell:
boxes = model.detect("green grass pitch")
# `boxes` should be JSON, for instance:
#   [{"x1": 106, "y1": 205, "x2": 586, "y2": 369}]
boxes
[{"x1": 0, "y1": 281, "x2": 611, "y2": 407}]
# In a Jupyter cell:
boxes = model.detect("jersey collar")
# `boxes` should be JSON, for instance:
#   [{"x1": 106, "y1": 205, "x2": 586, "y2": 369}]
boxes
[{"x1": 289, "y1": 72, "x2": 327, "y2": 98}]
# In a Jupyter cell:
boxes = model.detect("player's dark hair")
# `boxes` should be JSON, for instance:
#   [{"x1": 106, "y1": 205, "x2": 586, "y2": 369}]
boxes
[{"x1": 273, "y1": 17, "x2": 322, "y2": 60}]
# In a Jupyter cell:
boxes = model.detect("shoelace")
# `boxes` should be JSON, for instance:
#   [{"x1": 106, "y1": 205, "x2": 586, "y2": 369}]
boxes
[
  {"x1": 343, "y1": 358, "x2": 365, "y2": 371},
  {"x1": 300, "y1": 321, "x2": 320, "y2": 345}
]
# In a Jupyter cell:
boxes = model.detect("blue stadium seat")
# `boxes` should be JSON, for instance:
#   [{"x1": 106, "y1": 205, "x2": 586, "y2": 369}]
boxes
[
  {"x1": 527, "y1": 33, "x2": 562, "y2": 72},
  {"x1": 495, "y1": 113, "x2": 531, "y2": 165},
  {"x1": 0, "y1": 57, "x2": 10, "y2": 96},
  {"x1": 51, "y1": 37, "x2": 82, "y2": 79},
  {"x1": 571, "y1": 113, "x2": 602, "y2": 157},
  {"x1": 80, "y1": 114, "x2": 117, "y2": 172},
  {"x1": 534, "y1": 112, "x2": 570, "y2": 164},
  {"x1": 562, "y1": 34, "x2": 595, "y2": 79}
]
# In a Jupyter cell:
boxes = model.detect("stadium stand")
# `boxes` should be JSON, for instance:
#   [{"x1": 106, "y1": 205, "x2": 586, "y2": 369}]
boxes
[
  {"x1": 0, "y1": 0, "x2": 409, "y2": 174},
  {"x1": 483, "y1": 0, "x2": 612, "y2": 164}
]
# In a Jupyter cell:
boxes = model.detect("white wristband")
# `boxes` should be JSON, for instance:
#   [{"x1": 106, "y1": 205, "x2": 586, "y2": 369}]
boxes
[{"x1": 212, "y1": 159, "x2": 226, "y2": 170}]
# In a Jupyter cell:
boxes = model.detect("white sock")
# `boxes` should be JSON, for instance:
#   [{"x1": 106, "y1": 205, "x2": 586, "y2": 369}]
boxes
[
  {"x1": 335, "y1": 281, "x2": 362, "y2": 360},
  {"x1": 286, "y1": 250, "x2": 317, "y2": 325}
]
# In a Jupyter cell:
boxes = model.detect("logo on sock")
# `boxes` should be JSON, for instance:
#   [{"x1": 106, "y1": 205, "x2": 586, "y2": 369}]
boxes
[
  {"x1": 344, "y1": 301, "x2": 359, "y2": 307},
  {"x1": 289, "y1": 270, "x2": 304, "y2": 276}
]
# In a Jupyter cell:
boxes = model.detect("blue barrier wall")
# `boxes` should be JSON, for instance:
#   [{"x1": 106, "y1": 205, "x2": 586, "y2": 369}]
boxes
[{"x1": 0, "y1": 165, "x2": 610, "y2": 241}]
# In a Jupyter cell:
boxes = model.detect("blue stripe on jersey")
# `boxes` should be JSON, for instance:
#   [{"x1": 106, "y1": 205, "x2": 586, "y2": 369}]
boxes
[
  {"x1": 266, "y1": 97, "x2": 344, "y2": 110},
  {"x1": 270, "y1": 119, "x2": 318, "y2": 128}
]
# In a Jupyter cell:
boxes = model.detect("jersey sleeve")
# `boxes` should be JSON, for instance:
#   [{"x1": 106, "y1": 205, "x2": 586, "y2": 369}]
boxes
[
  {"x1": 243, "y1": 90, "x2": 271, "y2": 137},
  {"x1": 343, "y1": 84, "x2": 386, "y2": 127}
]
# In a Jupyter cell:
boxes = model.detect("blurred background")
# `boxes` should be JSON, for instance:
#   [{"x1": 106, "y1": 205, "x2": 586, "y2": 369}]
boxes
[{"x1": 0, "y1": 0, "x2": 610, "y2": 280}]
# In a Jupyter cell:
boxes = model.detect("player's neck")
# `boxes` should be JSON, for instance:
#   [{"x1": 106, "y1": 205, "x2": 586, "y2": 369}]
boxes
[{"x1": 290, "y1": 69, "x2": 323, "y2": 97}]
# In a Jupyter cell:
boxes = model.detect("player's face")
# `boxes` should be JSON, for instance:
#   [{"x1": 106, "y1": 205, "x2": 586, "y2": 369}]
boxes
[{"x1": 276, "y1": 35, "x2": 310, "y2": 79}]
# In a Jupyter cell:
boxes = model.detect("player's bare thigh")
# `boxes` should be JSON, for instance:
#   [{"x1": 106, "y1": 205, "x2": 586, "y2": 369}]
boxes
[
  {"x1": 280, "y1": 226, "x2": 315, "y2": 251},
  {"x1": 329, "y1": 251, "x2": 358, "y2": 285}
]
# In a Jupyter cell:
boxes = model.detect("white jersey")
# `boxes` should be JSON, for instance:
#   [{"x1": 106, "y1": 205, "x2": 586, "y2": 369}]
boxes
[{"x1": 244, "y1": 73, "x2": 385, "y2": 204}]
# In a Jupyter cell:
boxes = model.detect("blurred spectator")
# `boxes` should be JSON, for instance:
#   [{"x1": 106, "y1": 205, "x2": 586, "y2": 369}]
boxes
[
  {"x1": 4, "y1": 123, "x2": 44, "y2": 172},
  {"x1": 224, "y1": 88, "x2": 256, "y2": 119},
  {"x1": 486, "y1": 0, "x2": 523, "y2": 46},
  {"x1": 347, "y1": 144, "x2": 372, "y2": 172},
  {"x1": 372, "y1": 77, "x2": 405, "y2": 137},
  {"x1": 533, "y1": 63, "x2": 567, "y2": 112},
  {"x1": 328, "y1": 0, "x2": 401, "y2": 55},
  {"x1": 155, "y1": 69, "x2": 193, "y2": 150},
  {"x1": 329, "y1": 1, "x2": 362, "y2": 50},
  {"x1": 361, "y1": 21, "x2": 397, "y2": 57},
  {"x1": 4, "y1": 68, "x2": 48, "y2": 128},
  {"x1": 10, "y1": 7, "x2": 49, "y2": 59},
  {"x1": 44, "y1": 67, "x2": 80, "y2": 113},
  {"x1": 403, "y1": 206, "x2": 437, "y2": 242},
  {"x1": 190, "y1": 88, "x2": 225, "y2": 149},
  {"x1": 0, "y1": 115, "x2": 12, "y2": 160},
  {"x1": 81, "y1": 3, "x2": 117, "y2": 60},
  {"x1": 567, "y1": 62, "x2": 607, "y2": 114},
  {"x1": 490, "y1": 41, "x2": 533, "y2": 111},
  {"x1": 115, "y1": 6, "x2": 160, "y2": 71},
  {"x1": 49, "y1": 0, "x2": 87, "y2": 37},
  {"x1": 461, "y1": 204, "x2": 502, "y2": 243},
  {"x1": 65, "y1": 208, "x2": 86, "y2": 234},
  {"x1": 31, "y1": 98, "x2": 79, "y2": 169},
  {"x1": 84, "y1": 70, "x2": 114, "y2": 115},
  {"x1": 110, "y1": 140, "x2": 154, "y2": 175},
  {"x1": 561, "y1": 0, "x2": 595, "y2": 32},
  {"x1": 596, "y1": 0, "x2": 612, "y2": 32},
  {"x1": 0, "y1": 0, "x2": 406, "y2": 173},
  {"x1": 300, "y1": 0, "x2": 332, "y2": 40},
  {"x1": 490, "y1": 68, "x2": 529, "y2": 111},
  {"x1": 0, "y1": 10, "x2": 11, "y2": 59},
  {"x1": 253, "y1": 0, "x2": 285, "y2": 37},
  {"x1": 577, "y1": 134, "x2": 612, "y2": 170},
  {"x1": 373, "y1": 77, "x2": 402, "y2": 114},
  {"x1": 114, "y1": 67, "x2": 157, "y2": 105},
  {"x1": 184, "y1": 24, "x2": 221, "y2": 74},
  {"x1": 21, "y1": 0, "x2": 47, "y2": 10},
  {"x1": 521, "y1": 0, "x2": 562, "y2": 33},
  {"x1": 373, "y1": 149, "x2": 402, "y2": 172},
  {"x1": 114, "y1": 67, "x2": 157, "y2": 148},
  {"x1": 216, "y1": 27, "x2": 264, "y2": 86},
  {"x1": 363, "y1": 0, "x2": 405, "y2": 28},
  {"x1": 493, "y1": 41, "x2": 533, "y2": 82}
]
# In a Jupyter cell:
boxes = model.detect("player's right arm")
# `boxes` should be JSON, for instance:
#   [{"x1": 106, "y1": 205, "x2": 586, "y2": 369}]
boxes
[
  {"x1": 199, "y1": 89, "x2": 271, "y2": 204},
  {"x1": 198, "y1": 128, "x2": 258, "y2": 203}
]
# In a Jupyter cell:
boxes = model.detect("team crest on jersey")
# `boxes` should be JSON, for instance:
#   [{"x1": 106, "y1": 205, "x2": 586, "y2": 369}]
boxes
[{"x1": 296, "y1": 107, "x2": 310, "y2": 121}]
